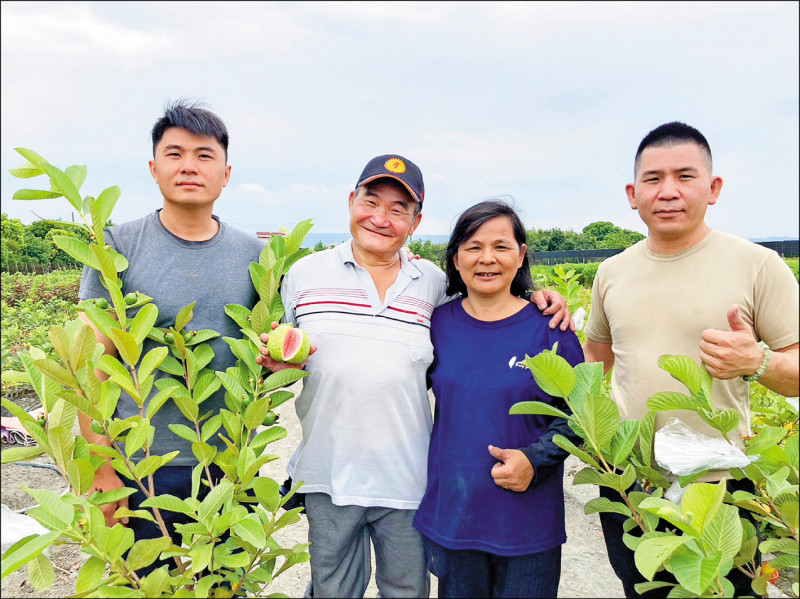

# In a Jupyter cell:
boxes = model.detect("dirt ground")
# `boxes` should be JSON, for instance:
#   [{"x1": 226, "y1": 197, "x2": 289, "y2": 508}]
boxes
[{"x1": 1, "y1": 386, "x2": 790, "y2": 598}]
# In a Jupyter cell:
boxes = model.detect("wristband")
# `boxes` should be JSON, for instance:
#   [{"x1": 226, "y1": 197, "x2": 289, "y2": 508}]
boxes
[{"x1": 742, "y1": 341, "x2": 771, "y2": 382}]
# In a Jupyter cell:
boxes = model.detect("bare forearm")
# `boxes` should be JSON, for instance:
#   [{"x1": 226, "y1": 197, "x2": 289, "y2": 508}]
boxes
[
  {"x1": 758, "y1": 345, "x2": 799, "y2": 398},
  {"x1": 583, "y1": 339, "x2": 615, "y2": 374}
]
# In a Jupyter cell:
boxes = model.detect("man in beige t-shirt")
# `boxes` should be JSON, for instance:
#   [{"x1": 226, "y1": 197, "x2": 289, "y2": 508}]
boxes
[{"x1": 583, "y1": 121, "x2": 799, "y2": 598}]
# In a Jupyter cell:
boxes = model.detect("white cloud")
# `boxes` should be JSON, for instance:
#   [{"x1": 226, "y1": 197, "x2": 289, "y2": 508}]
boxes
[
  {"x1": 1, "y1": 3, "x2": 166, "y2": 70},
  {"x1": 0, "y1": 0, "x2": 796, "y2": 243},
  {"x1": 237, "y1": 183, "x2": 273, "y2": 198}
]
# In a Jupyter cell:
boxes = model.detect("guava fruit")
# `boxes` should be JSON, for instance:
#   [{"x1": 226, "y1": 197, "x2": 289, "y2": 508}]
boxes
[{"x1": 267, "y1": 324, "x2": 311, "y2": 364}]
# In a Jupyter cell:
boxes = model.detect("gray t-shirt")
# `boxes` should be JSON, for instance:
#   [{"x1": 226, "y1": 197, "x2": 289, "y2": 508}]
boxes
[{"x1": 79, "y1": 210, "x2": 265, "y2": 465}]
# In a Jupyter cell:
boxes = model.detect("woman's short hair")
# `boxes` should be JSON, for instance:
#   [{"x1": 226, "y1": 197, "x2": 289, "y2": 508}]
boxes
[{"x1": 444, "y1": 199, "x2": 533, "y2": 297}]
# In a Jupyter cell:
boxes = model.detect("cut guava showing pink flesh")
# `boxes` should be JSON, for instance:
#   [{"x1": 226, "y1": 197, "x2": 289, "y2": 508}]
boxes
[{"x1": 283, "y1": 328, "x2": 304, "y2": 360}]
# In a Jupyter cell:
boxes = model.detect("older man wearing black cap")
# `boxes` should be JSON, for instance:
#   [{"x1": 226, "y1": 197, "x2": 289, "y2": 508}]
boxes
[{"x1": 257, "y1": 155, "x2": 570, "y2": 598}]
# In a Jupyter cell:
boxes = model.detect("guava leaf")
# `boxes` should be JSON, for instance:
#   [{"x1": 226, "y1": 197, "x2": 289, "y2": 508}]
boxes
[
  {"x1": 637, "y1": 411, "x2": 656, "y2": 468},
  {"x1": 509, "y1": 400, "x2": 569, "y2": 420},
  {"x1": 700, "y1": 505, "x2": 743, "y2": 569},
  {"x1": 12, "y1": 189, "x2": 62, "y2": 200},
  {"x1": 129, "y1": 304, "x2": 158, "y2": 346},
  {"x1": 681, "y1": 482, "x2": 726, "y2": 535},
  {"x1": 635, "y1": 535, "x2": 691, "y2": 581},
  {"x1": 225, "y1": 304, "x2": 252, "y2": 329},
  {"x1": 700, "y1": 409, "x2": 739, "y2": 434},
  {"x1": 658, "y1": 355, "x2": 705, "y2": 396},
  {"x1": 646, "y1": 391, "x2": 698, "y2": 413},
  {"x1": 520, "y1": 350, "x2": 576, "y2": 399},
  {"x1": 175, "y1": 302, "x2": 196, "y2": 333},
  {"x1": 95, "y1": 185, "x2": 120, "y2": 227},
  {"x1": 285, "y1": 219, "x2": 313, "y2": 255},
  {"x1": 638, "y1": 496, "x2": 698, "y2": 535},
  {"x1": 9, "y1": 160, "x2": 44, "y2": 178},
  {"x1": 610, "y1": 419, "x2": 639, "y2": 468},
  {"x1": 27, "y1": 552, "x2": 55, "y2": 591},
  {"x1": 552, "y1": 434, "x2": 599, "y2": 468},
  {"x1": 581, "y1": 393, "x2": 619, "y2": 453},
  {"x1": 198, "y1": 479, "x2": 234, "y2": 522},
  {"x1": 671, "y1": 551, "x2": 723, "y2": 595},
  {"x1": 584, "y1": 496, "x2": 632, "y2": 517},
  {"x1": 65, "y1": 164, "x2": 87, "y2": 192},
  {"x1": 569, "y1": 361, "x2": 604, "y2": 411}
]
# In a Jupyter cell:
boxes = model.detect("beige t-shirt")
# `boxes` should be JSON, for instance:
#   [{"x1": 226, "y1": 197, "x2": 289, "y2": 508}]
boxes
[{"x1": 585, "y1": 231, "x2": 799, "y2": 469}]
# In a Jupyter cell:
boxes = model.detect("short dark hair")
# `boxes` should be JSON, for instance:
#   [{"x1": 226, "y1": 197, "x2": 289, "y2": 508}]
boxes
[
  {"x1": 444, "y1": 199, "x2": 533, "y2": 298},
  {"x1": 151, "y1": 99, "x2": 229, "y2": 161},
  {"x1": 354, "y1": 178, "x2": 423, "y2": 217},
  {"x1": 634, "y1": 121, "x2": 712, "y2": 176}
]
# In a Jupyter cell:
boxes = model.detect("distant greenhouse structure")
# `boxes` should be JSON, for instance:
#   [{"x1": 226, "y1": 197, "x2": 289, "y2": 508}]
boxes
[{"x1": 531, "y1": 239, "x2": 798, "y2": 265}]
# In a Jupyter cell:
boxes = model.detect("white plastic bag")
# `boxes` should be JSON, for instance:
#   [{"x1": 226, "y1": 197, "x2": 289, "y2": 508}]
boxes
[
  {"x1": 573, "y1": 306, "x2": 587, "y2": 332},
  {"x1": 1, "y1": 503, "x2": 49, "y2": 554},
  {"x1": 654, "y1": 417, "x2": 757, "y2": 477}
]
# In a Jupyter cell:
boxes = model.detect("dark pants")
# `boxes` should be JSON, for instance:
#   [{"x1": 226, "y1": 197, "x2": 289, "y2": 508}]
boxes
[
  {"x1": 423, "y1": 536, "x2": 562, "y2": 599},
  {"x1": 598, "y1": 479, "x2": 762, "y2": 598},
  {"x1": 124, "y1": 463, "x2": 225, "y2": 576}
]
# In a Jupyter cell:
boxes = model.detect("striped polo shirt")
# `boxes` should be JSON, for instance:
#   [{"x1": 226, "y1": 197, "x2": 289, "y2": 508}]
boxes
[{"x1": 282, "y1": 239, "x2": 448, "y2": 509}]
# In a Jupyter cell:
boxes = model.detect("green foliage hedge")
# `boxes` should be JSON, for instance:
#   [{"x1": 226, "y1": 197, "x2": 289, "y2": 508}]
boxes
[
  {"x1": 1, "y1": 212, "x2": 92, "y2": 269},
  {"x1": 1, "y1": 270, "x2": 81, "y2": 380},
  {"x1": 785, "y1": 257, "x2": 798, "y2": 281},
  {"x1": 531, "y1": 262, "x2": 600, "y2": 288}
]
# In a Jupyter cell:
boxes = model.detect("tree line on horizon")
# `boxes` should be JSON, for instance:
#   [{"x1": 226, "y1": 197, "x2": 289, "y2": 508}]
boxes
[
  {"x1": 408, "y1": 220, "x2": 646, "y2": 265},
  {"x1": 2, "y1": 212, "x2": 642, "y2": 271}
]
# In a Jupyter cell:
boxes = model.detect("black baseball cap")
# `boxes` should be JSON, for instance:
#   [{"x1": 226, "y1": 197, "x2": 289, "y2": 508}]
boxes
[{"x1": 356, "y1": 155, "x2": 425, "y2": 203}]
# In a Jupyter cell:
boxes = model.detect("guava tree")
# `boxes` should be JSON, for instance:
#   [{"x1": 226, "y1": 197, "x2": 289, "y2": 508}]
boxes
[
  {"x1": 511, "y1": 345, "x2": 798, "y2": 597},
  {"x1": 1, "y1": 148, "x2": 312, "y2": 597}
]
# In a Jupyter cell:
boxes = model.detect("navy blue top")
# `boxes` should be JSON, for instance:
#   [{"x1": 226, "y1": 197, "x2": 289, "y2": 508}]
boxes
[{"x1": 413, "y1": 299, "x2": 584, "y2": 556}]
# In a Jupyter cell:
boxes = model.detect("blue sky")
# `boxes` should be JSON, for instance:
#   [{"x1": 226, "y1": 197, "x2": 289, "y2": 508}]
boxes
[{"x1": 1, "y1": 1, "x2": 798, "y2": 240}]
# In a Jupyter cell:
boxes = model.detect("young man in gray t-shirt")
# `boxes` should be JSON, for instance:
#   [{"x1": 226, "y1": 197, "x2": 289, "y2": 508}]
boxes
[{"x1": 78, "y1": 100, "x2": 264, "y2": 569}]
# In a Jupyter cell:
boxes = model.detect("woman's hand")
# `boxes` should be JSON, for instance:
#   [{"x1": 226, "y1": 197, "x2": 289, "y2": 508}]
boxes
[{"x1": 488, "y1": 445, "x2": 534, "y2": 492}]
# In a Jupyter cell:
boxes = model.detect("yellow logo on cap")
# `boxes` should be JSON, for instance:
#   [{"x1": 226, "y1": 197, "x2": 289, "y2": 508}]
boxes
[{"x1": 385, "y1": 158, "x2": 406, "y2": 174}]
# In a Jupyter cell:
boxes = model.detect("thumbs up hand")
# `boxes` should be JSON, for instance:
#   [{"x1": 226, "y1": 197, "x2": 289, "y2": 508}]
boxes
[
  {"x1": 700, "y1": 304, "x2": 763, "y2": 380},
  {"x1": 488, "y1": 445, "x2": 534, "y2": 492}
]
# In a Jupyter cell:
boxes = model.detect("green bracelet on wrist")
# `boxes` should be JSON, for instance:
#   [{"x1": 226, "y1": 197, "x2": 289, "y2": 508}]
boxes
[{"x1": 742, "y1": 341, "x2": 771, "y2": 382}]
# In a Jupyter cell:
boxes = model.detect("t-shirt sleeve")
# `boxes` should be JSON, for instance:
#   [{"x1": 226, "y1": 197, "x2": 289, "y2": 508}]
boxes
[
  {"x1": 753, "y1": 251, "x2": 799, "y2": 350},
  {"x1": 584, "y1": 263, "x2": 612, "y2": 344}
]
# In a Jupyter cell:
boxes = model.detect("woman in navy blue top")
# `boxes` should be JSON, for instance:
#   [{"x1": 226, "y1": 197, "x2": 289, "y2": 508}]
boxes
[{"x1": 413, "y1": 200, "x2": 584, "y2": 598}]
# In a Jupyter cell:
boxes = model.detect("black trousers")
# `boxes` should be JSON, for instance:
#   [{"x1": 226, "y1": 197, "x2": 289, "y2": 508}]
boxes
[{"x1": 598, "y1": 479, "x2": 762, "y2": 598}]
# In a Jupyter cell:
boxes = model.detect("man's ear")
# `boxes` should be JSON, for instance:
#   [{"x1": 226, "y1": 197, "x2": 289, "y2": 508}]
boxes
[
  {"x1": 409, "y1": 211, "x2": 422, "y2": 236},
  {"x1": 625, "y1": 183, "x2": 637, "y2": 210},
  {"x1": 149, "y1": 160, "x2": 158, "y2": 183},
  {"x1": 222, "y1": 164, "x2": 232, "y2": 188},
  {"x1": 708, "y1": 176, "x2": 723, "y2": 206}
]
